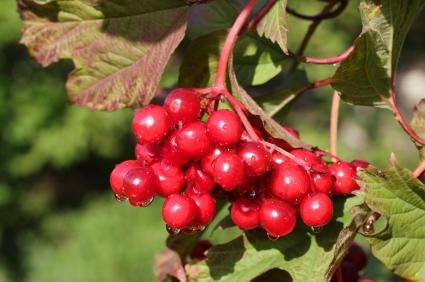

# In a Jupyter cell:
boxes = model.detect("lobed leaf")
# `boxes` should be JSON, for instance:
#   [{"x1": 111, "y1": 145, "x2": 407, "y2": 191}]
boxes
[
  {"x1": 186, "y1": 196, "x2": 368, "y2": 282},
  {"x1": 358, "y1": 164, "x2": 425, "y2": 281},
  {"x1": 19, "y1": 0, "x2": 189, "y2": 111},
  {"x1": 256, "y1": 0, "x2": 288, "y2": 54},
  {"x1": 411, "y1": 99, "x2": 425, "y2": 160},
  {"x1": 331, "y1": 0, "x2": 425, "y2": 106}
]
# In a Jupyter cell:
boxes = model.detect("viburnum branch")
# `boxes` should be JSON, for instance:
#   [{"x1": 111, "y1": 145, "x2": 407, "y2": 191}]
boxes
[
  {"x1": 413, "y1": 159, "x2": 425, "y2": 178},
  {"x1": 287, "y1": 0, "x2": 348, "y2": 21},
  {"x1": 289, "y1": 45, "x2": 354, "y2": 65},
  {"x1": 240, "y1": 0, "x2": 276, "y2": 35},
  {"x1": 214, "y1": 0, "x2": 258, "y2": 89},
  {"x1": 302, "y1": 77, "x2": 332, "y2": 92},
  {"x1": 389, "y1": 83, "x2": 425, "y2": 146},
  {"x1": 330, "y1": 91, "x2": 341, "y2": 162}
]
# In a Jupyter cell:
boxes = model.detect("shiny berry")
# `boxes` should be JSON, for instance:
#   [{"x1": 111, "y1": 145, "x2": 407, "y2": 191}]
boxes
[
  {"x1": 162, "y1": 194, "x2": 197, "y2": 228},
  {"x1": 291, "y1": 149, "x2": 324, "y2": 166},
  {"x1": 231, "y1": 199, "x2": 260, "y2": 230},
  {"x1": 177, "y1": 121, "x2": 212, "y2": 157},
  {"x1": 122, "y1": 167, "x2": 156, "y2": 204},
  {"x1": 185, "y1": 164, "x2": 215, "y2": 195},
  {"x1": 135, "y1": 144, "x2": 159, "y2": 166},
  {"x1": 163, "y1": 88, "x2": 201, "y2": 125},
  {"x1": 110, "y1": 160, "x2": 141, "y2": 194},
  {"x1": 311, "y1": 163, "x2": 333, "y2": 194},
  {"x1": 345, "y1": 242, "x2": 368, "y2": 271},
  {"x1": 207, "y1": 109, "x2": 242, "y2": 146},
  {"x1": 260, "y1": 198, "x2": 296, "y2": 237},
  {"x1": 151, "y1": 160, "x2": 185, "y2": 197},
  {"x1": 351, "y1": 159, "x2": 370, "y2": 171},
  {"x1": 270, "y1": 152, "x2": 291, "y2": 167},
  {"x1": 213, "y1": 152, "x2": 245, "y2": 191},
  {"x1": 160, "y1": 130, "x2": 191, "y2": 166},
  {"x1": 132, "y1": 105, "x2": 170, "y2": 144},
  {"x1": 329, "y1": 161, "x2": 359, "y2": 195},
  {"x1": 270, "y1": 163, "x2": 310, "y2": 200},
  {"x1": 238, "y1": 142, "x2": 271, "y2": 176},
  {"x1": 300, "y1": 193, "x2": 333, "y2": 227},
  {"x1": 190, "y1": 193, "x2": 216, "y2": 226},
  {"x1": 201, "y1": 145, "x2": 231, "y2": 176}
]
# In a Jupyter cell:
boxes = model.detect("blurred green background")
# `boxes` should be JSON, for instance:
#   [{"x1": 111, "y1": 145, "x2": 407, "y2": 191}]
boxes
[{"x1": 0, "y1": 0, "x2": 424, "y2": 281}]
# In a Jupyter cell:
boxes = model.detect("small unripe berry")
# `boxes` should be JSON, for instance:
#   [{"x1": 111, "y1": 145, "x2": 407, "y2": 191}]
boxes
[
  {"x1": 207, "y1": 109, "x2": 242, "y2": 146},
  {"x1": 162, "y1": 194, "x2": 197, "y2": 228},
  {"x1": 300, "y1": 193, "x2": 333, "y2": 227},
  {"x1": 163, "y1": 88, "x2": 201, "y2": 125},
  {"x1": 270, "y1": 162, "x2": 310, "y2": 200},
  {"x1": 177, "y1": 121, "x2": 212, "y2": 157},
  {"x1": 231, "y1": 199, "x2": 260, "y2": 230},
  {"x1": 110, "y1": 160, "x2": 140, "y2": 195},
  {"x1": 213, "y1": 152, "x2": 245, "y2": 191},
  {"x1": 132, "y1": 105, "x2": 170, "y2": 144},
  {"x1": 260, "y1": 198, "x2": 296, "y2": 237},
  {"x1": 329, "y1": 161, "x2": 359, "y2": 195}
]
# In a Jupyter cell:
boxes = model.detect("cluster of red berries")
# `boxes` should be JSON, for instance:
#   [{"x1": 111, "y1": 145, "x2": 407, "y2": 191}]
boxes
[{"x1": 109, "y1": 88, "x2": 369, "y2": 239}]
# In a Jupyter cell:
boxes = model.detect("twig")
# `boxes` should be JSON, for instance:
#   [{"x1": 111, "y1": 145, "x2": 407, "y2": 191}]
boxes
[
  {"x1": 330, "y1": 91, "x2": 341, "y2": 162},
  {"x1": 240, "y1": 0, "x2": 276, "y2": 35},
  {"x1": 413, "y1": 160, "x2": 425, "y2": 178},
  {"x1": 288, "y1": 46, "x2": 354, "y2": 65},
  {"x1": 287, "y1": 0, "x2": 348, "y2": 21}
]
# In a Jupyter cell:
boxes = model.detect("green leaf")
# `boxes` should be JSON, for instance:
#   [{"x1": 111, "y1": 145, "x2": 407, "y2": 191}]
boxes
[
  {"x1": 255, "y1": 69, "x2": 309, "y2": 117},
  {"x1": 358, "y1": 164, "x2": 425, "y2": 281},
  {"x1": 256, "y1": 0, "x2": 288, "y2": 54},
  {"x1": 331, "y1": 0, "x2": 425, "y2": 106},
  {"x1": 411, "y1": 99, "x2": 425, "y2": 160},
  {"x1": 186, "y1": 197, "x2": 368, "y2": 282},
  {"x1": 228, "y1": 57, "x2": 312, "y2": 150},
  {"x1": 19, "y1": 0, "x2": 190, "y2": 111},
  {"x1": 179, "y1": 30, "x2": 289, "y2": 88}
]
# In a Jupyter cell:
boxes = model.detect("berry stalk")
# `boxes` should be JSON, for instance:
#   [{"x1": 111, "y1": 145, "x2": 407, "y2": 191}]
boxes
[
  {"x1": 330, "y1": 91, "x2": 341, "y2": 162},
  {"x1": 289, "y1": 46, "x2": 354, "y2": 65},
  {"x1": 240, "y1": 0, "x2": 276, "y2": 35},
  {"x1": 413, "y1": 159, "x2": 425, "y2": 178}
]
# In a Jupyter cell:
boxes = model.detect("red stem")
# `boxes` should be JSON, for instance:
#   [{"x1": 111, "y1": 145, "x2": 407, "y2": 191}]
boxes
[
  {"x1": 303, "y1": 78, "x2": 332, "y2": 91},
  {"x1": 389, "y1": 84, "x2": 425, "y2": 146},
  {"x1": 241, "y1": 0, "x2": 276, "y2": 35},
  {"x1": 330, "y1": 91, "x2": 341, "y2": 162},
  {"x1": 413, "y1": 160, "x2": 425, "y2": 178},
  {"x1": 214, "y1": 0, "x2": 258, "y2": 89},
  {"x1": 336, "y1": 267, "x2": 344, "y2": 282},
  {"x1": 289, "y1": 46, "x2": 354, "y2": 65}
]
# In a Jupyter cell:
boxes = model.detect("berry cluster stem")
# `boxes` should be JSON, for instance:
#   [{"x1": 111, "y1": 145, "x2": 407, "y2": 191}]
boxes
[
  {"x1": 241, "y1": 0, "x2": 276, "y2": 35},
  {"x1": 413, "y1": 159, "x2": 425, "y2": 178},
  {"x1": 330, "y1": 91, "x2": 341, "y2": 162},
  {"x1": 289, "y1": 46, "x2": 354, "y2": 65},
  {"x1": 214, "y1": 0, "x2": 258, "y2": 89}
]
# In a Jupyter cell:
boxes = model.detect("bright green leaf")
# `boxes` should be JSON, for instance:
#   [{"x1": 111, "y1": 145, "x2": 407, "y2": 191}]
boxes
[
  {"x1": 358, "y1": 164, "x2": 425, "y2": 281},
  {"x1": 411, "y1": 99, "x2": 425, "y2": 160},
  {"x1": 256, "y1": 0, "x2": 288, "y2": 54},
  {"x1": 186, "y1": 197, "x2": 368, "y2": 282},
  {"x1": 331, "y1": 0, "x2": 425, "y2": 106},
  {"x1": 19, "y1": 0, "x2": 190, "y2": 111}
]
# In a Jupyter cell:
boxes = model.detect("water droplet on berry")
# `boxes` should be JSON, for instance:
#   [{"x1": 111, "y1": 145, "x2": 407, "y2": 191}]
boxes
[
  {"x1": 183, "y1": 226, "x2": 199, "y2": 235},
  {"x1": 267, "y1": 233, "x2": 280, "y2": 241},
  {"x1": 114, "y1": 194, "x2": 128, "y2": 203},
  {"x1": 197, "y1": 225, "x2": 206, "y2": 232},
  {"x1": 312, "y1": 226, "x2": 323, "y2": 233},
  {"x1": 141, "y1": 196, "x2": 155, "y2": 207},
  {"x1": 166, "y1": 225, "x2": 181, "y2": 235}
]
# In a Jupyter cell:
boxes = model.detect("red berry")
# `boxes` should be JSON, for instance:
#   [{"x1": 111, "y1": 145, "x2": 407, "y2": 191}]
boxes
[
  {"x1": 163, "y1": 88, "x2": 200, "y2": 125},
  {"x1": 329, "y1": 161, "x2": 359, "y2": 195},
  {"x1": 151, "y1": 160, "x2": 185, "y2": 197},
  {"x1": 300, "y1": 193, "x2": 333, "y2": 227},
  {"x1": 160, "y1": 130, "x2": 191, "y2": 166},
  {"x1": 207, "y1": 109, "x2": 242, "y2": 146},
  {"x1": 268, "y1": 127, "x2": 299, "y2": 151},
  {"x1": 132, "y1": 105, "x2": 170, "y2": 144},
  {"x1": 177, "y1": 121, "x2": 212, "y2": 157},
  {"x1": 270, "y1": 162, "x2": 310, "y2": 200},
  {"x1": 213, "y1": 152, "x2": 245, "y2": 191},
  {"x1": 201, "y1": 145, "x2": 231, "y2": 176},
  {"x1": 162, "y1": 194, "x2": 197, "y2": 228},
  {"x1": 351, "y1": 159, "x2": 369, "y2": 171},
  {"x1": 190, "y1": 193, "x2": 216, "y2": 226},
  {"x1": 259, "y1": 198, "x2": 296, "y2": 237},
  {"x1": 270, "y1": 152, "x2": 291, "y2": 167},
  {"x1": 238, "y1": 142, "x2": 271, "y2": 176},
  {"x1": 185, "y1": 164, "x2": 215, "y2": 195},
  {"x1": 110, "y1": 160, "x2": 141, "y2": 194},
  {"x1": 135, "y1": 144, "x2": 160, "y2": 166},
  {"x1": 345, "y1": 242, "x2": 368, "y2": 271},
  {"x1": 291, "y1": 149, "x2": 324, "y2": 166},
  {"x1": 311, "y1": 163, "x2": 333, "y2": 195},
  {"x1": 231, "y1": 199, "x2": 260, "y2": 230},
  {"x1": 122, "y1": 167, "x2": 156, "y2": 204}
]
